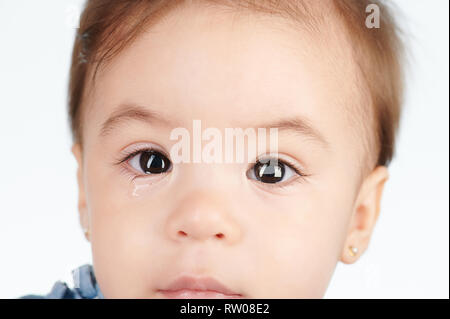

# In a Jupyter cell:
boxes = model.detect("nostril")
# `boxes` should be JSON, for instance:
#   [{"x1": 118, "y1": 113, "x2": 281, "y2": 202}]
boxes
[
  {"x1": 178, "y1": 230, "x2": 187, "y2": 237},
  {"x1": 215, "y1": 233, "x2": 224, "y2": 239}
]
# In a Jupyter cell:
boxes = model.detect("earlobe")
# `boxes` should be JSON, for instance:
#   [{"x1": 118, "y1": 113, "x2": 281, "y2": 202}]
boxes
[
  {"x1": 340, "y1": 165, "x2": 389, "y2": 264},
  {"x1": 71, "y1": 144, "x2": 90, "y2": 242}
]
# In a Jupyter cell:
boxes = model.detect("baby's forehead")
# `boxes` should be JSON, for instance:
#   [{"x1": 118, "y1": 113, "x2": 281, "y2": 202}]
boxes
[
  {"x1": 93, "y1": 1, "x2": 364, "y2": 112},
  {"x1": 85, "y1": 1, "x2": 371, "y2": 170}
]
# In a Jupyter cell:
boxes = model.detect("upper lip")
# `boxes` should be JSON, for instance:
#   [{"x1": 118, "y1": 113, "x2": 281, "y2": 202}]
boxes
[{"x1": 158, "y1": 276, "x2": 241, "y2": 296}]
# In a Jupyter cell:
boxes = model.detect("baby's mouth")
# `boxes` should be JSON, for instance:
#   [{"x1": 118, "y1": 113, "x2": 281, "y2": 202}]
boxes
[{"x1": 156, "y1": 275, "x2": 243, "y2": 299}]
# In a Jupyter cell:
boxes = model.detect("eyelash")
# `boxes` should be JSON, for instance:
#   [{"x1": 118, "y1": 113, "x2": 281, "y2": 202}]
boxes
[
  {"x1": 113, "y1": 146, "x2": 166, "y2": 182},
  {"x1": 116, "y1": 148, "x2": 156, "y2": 165},
  {"x1": 113, "y1": 147, "x2": 310, "y2": 187},
  {"x1": 249, "y1": 155, "x2": 310, "y2": 188}
]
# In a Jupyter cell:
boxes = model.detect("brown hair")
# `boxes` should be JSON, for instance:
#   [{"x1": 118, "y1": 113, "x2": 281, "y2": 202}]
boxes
[{"x1": 68, "y1": 0, "x2": 404, "y2": 170}]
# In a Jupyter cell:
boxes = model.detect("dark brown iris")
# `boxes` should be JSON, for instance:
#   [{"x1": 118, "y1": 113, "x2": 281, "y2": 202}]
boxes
[
  {"x1": 139, "y1": 151, "x2": 170, "y2": 174},
  {"x1": 254, "y1": 160, "x2": 285, "y2": 183}
]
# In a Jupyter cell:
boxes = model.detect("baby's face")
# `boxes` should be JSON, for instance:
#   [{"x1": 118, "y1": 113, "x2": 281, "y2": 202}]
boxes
[{"x1": 74, "y1": 5, "x2": 383, "y2": 298}]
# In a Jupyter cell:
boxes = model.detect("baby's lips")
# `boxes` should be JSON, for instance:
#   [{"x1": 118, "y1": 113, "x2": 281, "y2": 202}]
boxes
[{"x1": 157, "y1": 275, "x2": 243, "y2": 298}]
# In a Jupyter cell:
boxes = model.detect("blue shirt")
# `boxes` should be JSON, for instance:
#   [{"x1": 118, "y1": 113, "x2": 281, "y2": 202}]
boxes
[{"x1": 20, "y1": 264, "x2": 104, "y2": 299}]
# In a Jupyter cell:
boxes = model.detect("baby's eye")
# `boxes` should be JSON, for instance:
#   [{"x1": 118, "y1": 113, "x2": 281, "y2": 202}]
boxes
[
  {"x1": 128, "y1": 150, "x2": 172, "y2": 175},
  {"x1": 247, "y1": 158, "x2": 298, "y2": 184}
]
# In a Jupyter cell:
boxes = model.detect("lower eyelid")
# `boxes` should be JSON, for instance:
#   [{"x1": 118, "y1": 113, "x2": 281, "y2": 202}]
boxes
[
  {"x1": 258, "y1": 174, "x2": 304, "y2": 188},
  {"x1": 248, "y1": 176, "x2": 305, "y2": 196},
  {"x1": 246, "y1": 166, "x2": 305, "y2": 189},
  {"x1": 127, "y1": 158, "x2": 173, "y2": 176},
  {"x1": 119, "y1": 163, "x2": 171, "y2": 185},
  {"x1": 118, "y1": 164, "x2": 139, "y2": 182}
]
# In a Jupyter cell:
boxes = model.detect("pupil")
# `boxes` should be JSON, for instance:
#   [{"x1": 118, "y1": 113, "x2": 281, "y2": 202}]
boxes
[
  {"x1": 139, "y1": 151, "x2": 169, "y2": 174},
  {"x1": 255, "y1": 160, "x2": 285, "y2": 183}
]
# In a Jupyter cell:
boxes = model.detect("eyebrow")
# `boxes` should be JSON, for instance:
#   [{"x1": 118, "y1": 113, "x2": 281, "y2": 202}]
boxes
[
  {"x1": 101, "y1": 104, "x2": 330, "y2": 149},
  {"x1": 99, "y1": 103, "x2": 175, "y2": 137},
  {"x1": 255, "y1": 116, "x2": 330, "y2": 150}
]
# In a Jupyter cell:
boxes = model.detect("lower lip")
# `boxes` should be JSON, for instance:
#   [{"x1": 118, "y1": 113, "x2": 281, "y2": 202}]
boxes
[{"x1": 158, "y1": 289, "x2": 242, "y2": 299}]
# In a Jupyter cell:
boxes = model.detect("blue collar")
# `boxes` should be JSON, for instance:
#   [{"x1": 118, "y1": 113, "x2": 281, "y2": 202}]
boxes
[{"x1": 42, "y1": 264, "x2": 104, "y2": 299}]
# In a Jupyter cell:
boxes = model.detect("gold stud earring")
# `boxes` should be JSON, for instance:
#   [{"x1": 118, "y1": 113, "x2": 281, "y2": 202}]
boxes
[
  {"x1": 348, "y1": 246, "x2": 358, "y2": 257},
  {"x1": 83, "y1": 228, "x2": 90, "y2": 239}
]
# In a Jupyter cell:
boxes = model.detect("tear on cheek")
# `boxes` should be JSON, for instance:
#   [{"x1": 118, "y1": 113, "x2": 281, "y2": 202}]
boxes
[{"x1": 129, "y1": 177, "x2": 163, "y2": 198}]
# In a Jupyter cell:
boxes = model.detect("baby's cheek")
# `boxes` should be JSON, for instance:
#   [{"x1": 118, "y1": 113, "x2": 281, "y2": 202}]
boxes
[
  {"x1": 86, "y1": 175, "x2": 157, "y2": 297},
  {"x1": 248, "y1": 194, "x2": 348, "y2": 298},
  {"x1": 88, "y1": 206, "x2": 136, "y2": 297}
]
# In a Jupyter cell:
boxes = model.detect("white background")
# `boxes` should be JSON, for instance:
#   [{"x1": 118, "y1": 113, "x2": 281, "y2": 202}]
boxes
[{"x1": 0, "y1": 0, "x2": 448, "y2": 298}]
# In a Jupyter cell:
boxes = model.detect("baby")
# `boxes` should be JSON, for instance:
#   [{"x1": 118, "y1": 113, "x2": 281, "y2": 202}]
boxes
[{"x1": 24, "y1": 0, "x2": 404, "y2": 298}]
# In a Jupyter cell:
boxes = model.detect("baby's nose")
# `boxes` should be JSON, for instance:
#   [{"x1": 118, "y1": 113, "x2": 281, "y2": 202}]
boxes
[{"x1": 165, "y1": 190, "x2": 242, "y2": 245}]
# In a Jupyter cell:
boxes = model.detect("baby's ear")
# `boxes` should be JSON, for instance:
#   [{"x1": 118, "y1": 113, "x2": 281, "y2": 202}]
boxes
[
  {"x1": 340, "y1": 165, "x2": 389, "y2": 264},
  {"x1": 71, "y1": 144, "x2": 90, "y2": 242}
]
